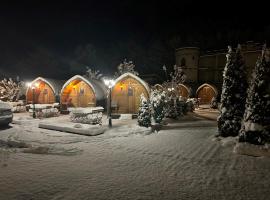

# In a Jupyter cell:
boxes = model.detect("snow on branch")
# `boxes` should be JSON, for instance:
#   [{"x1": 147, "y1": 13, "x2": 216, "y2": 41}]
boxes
[
  {"x1": 114, "y1": 59, "x2": 139, "y2": 78},
  {"x1": 84, "y1": 67, "x2": 103, "y2": 80}
]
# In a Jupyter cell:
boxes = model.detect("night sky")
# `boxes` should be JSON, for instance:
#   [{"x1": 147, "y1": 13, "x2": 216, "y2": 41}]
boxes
[{"x1": 0, "y1": 1, "x2": 269, "y2": 80}]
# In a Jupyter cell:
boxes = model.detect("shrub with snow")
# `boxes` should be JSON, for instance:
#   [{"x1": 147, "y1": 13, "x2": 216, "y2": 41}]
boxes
[
  {"x1": 239, "y1": 46, "x2": 270, "y2": 145},
  {"x1": 186, "y1": 99, "x2": 195, "y2": 112},
  {"x1": 210, "y1": 97, "x2": 218, "y2": 109},
  {"x1": 150, "y1": 89, "x2": 166, "y2": 124},
  {"x1": 138, "y1": 94, "x2": 151, "y2": 127},
  {"x1": 218, "y1": 45, "x2": 248, "y2": 137},
  {"x1": 165, "y1": 97, "x2": 179, "y2": 119}
]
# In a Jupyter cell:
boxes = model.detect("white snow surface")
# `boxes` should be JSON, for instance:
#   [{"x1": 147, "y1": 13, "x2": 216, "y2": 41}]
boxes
[
  {"x1": 244, "y1": 121, "x2": 264, "y2": 131},
  {"x1": 234, "y1": 142, "x2": 270, "y2": 157},
  {"x1": 119, "y1": 114, "x2": 133, "y2": 120},
  {"x1": 0, "y1": 113, "x2": 270, "y2": 200}
]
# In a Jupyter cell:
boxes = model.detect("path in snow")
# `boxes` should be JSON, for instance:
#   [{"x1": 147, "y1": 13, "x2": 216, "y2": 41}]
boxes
[{"x1": 0, "y1": 114, "x2": 269, "y2": 200}]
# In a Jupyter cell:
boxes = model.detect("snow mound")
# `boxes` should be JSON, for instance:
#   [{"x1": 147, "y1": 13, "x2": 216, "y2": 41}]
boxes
[
  {"x1": 119, "y1": 114, "x2": 133, "y2": 120},
  {"x1": 39, "y1": 121, "x2": 107, "y2": 136},
  {"x1": 0, "y1": 139, "x2": 31, "y2": 148},
  {"x1": 234, "y1": 142, "x2": 270, "y2": 157},
  {"x1": 22, "y1": 146, "x2": 82, "y2": 156},
  {"x1": 128, "y1": 125, "x2": 152, "y2": 135},
  {"x1": 221, "y1": 136, "x2": 238, "y2": 147},
  {"x1": 106, "y1": 124, "x2": 152, "y2": 137},
  {"x1": 23, "y1": 146, "x2": 49, "y2": 154},
  {"x1": 212, "y1": 136, "x2": 238, "y2": 147}
]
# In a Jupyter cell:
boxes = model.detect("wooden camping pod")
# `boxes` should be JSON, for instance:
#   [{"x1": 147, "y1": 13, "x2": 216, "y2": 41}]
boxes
[
  {"x1": 176, "y1": 84, "x2": 190, "y2": 99},
  {"x1": 26, "y1": 77, "x2": 62, "y2": 104},
  {"x1": 111, "y1": 72, "x2": 150, "y2": 114},
  {"x1": 196, "y1": 83, "x2": 218, "y2": 104},
  {"x1": 60, "y1": 75, "x2": 106, "y2": 108}
]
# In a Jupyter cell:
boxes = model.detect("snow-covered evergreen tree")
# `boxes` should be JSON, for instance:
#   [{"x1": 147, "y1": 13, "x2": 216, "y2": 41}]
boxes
[
  {"x1": 150, "y1": 89, "x2": 166, "y2": 124},
  {"x1": 138, "y1": 94, "x2": 151, "y2": 127},
  {"x1": 239, "y1": 46, "x2": 270, "y2": 145},
  {"x1": 217, "y1": 45, "x2": 248, "y2": 137}
]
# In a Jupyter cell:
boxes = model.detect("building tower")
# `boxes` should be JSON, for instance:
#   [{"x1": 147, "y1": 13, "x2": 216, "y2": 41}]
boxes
[{"x1": 175, "y1": 47, "x2": 200, "y2": 83}]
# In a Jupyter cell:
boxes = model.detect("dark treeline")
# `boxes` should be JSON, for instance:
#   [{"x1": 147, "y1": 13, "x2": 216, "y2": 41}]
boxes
[{"x1": 0, "y1": 0, "x2": 269, "y2": 80}]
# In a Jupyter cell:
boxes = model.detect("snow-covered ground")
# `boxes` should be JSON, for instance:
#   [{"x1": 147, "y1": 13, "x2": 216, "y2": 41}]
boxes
[{"x1": 0, "y1": 113, "x2": 269, "y2": 200}]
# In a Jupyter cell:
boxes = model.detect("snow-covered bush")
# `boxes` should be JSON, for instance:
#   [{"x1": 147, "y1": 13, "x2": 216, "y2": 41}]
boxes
[
  {"x1": 150, "y1": 89, "x2": 166, "y2": 124},
  {"x1": 69, "y1": 107, "x2": 104, "y2": 125},
  {"x1": 186, "y1": 99, "x2": 195, "y2": 112},
  {"x1": 165, "y1": 97, "x2": 178, "y2": 119},
  {"x1": 38, "y1": 108, "x2": 60, "y2": 118},
  {"x1": 177, "y1": 99, "x2": 187, "y2": 115},
  {"x1": 137, "y1": 94, "x2": 151, "y2": 127},
  {"x1": 0, "y1": 78, "x2": 24, "y2": 102},
  {"x1": 239, "y1": 46, "x2": 270, "y2": 145},
  {"x1": 218, "y1": 45, "x2": 248, "y2": 137},
  {"x1": 210, "y1": 97, "x2": 218, "y2": 109}
]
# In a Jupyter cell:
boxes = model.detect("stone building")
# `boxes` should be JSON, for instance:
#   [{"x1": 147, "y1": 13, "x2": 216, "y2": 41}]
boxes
[{"x1": 175, "y1": 41, "x2": 261, "y2": 104}]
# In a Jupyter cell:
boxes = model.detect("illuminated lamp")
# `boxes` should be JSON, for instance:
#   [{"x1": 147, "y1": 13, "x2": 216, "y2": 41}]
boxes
[{"x1": 34, "y1": 82, "x2": 40, "y2": 88}]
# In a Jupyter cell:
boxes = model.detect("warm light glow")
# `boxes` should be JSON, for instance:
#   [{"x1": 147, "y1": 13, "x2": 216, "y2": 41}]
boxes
[
  {"x1": 103, "y1": 79, "x2": 115, "y2": 88},
  {"x1": 34, "y1": 82, "x2": 40, "y2": 88},
  {"x1": 26, "y1": 82, "x2": 32, "y2": 87},
  {"x1": 168, "y1": 87, "x2": 175, "y2": 92}
]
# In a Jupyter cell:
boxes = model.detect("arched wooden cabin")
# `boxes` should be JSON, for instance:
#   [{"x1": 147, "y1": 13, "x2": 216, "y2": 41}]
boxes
[
  {"x1": 26, "y1": 77, "x2": 63, "y2": 104},
  {"x1": 196, "y1": 83, "x2": 218, "y2": 104},
  {"x1": 112, "y1": 72, "x2": 150, "y2": 114},
  {"x1": 60, "y1": 75, "x2": 106, "y2": 108},
  {"x1": 176, "y1": 84, "x2": 191, "y2": 99}
]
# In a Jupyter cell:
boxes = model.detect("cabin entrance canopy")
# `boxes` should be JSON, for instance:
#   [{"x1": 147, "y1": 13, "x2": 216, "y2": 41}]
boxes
[
  {"x1": 111, "y1": 72, "x2": 150, "y2": 114},
  {"x1": 26, "y1": 77, "x2": 61, "y2": 104}
]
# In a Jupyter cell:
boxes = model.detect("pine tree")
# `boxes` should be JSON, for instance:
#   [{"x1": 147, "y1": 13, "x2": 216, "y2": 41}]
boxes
[
  {"x1": 239, "y1": 46, "x2": 270, "y2": 145},
  {"x1": 217, "y1": 45, "x2": 248, "y2": 137},
  {"x1": 150, "y1": 89, "x2": 166, "y2": 124},
  {"x1": 138, "y1": 94, "x2": 151, "y2": 127}
]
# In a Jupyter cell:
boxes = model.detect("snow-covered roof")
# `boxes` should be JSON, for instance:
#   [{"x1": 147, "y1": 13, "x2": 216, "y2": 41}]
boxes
[
  {"x1": 178, "y1": 83, "x2": 191, "y2": 94},
  {"x1": 196, "y1": 83, "x2": 218, "y2": 95},
  {"x1": 113, "y1": 72, "x2": 150, "y2": 94},
  {"x1": 61, "y1": 75, "x2": 106, "y2": 101},
  {"x1": 26, "y1": 77, "x2": 65, "y2": 95},
  {"x1": 153, "y1": 84, "x2": 164, "y2": 90}
]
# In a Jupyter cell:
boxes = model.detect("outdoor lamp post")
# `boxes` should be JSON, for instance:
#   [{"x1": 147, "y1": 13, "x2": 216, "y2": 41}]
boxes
[
  {"x1": 104, "y1": 79, "x2": 115, "y2": 127},
  {"x1": 27, "y1": 82, "x2": 39, "y2": 118}
]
